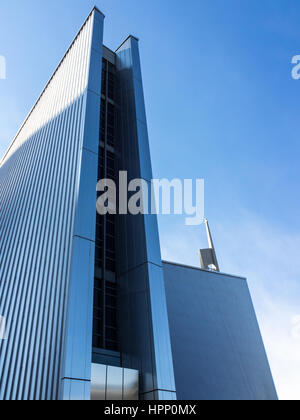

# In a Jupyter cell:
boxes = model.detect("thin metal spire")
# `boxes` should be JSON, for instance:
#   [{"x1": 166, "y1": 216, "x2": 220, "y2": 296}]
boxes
[{"x1": 199, "y1": 219, "x2": 220, "y2": 272}]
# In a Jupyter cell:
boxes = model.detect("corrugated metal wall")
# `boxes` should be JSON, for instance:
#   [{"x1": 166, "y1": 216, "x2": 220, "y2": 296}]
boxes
[{"x1": 0, "y1": 8, "x2": 103, "y2": 400}]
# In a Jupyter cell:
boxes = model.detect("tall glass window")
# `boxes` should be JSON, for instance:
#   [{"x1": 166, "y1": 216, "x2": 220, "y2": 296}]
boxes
[{"x1": 93, "y1": 57, "x2": 119, "y2": 353}]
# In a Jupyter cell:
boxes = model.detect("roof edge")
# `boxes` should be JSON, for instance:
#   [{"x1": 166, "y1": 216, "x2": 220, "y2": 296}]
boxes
[
  {"x1": 92, "y1": 6, "x2": 105, "y2": 18},
  {"x1": 162, "y1": 260, "x2": 247, "y2": 281},
  {"x1": 115, "y1": 35, "x2": 139, "y2": 53}
]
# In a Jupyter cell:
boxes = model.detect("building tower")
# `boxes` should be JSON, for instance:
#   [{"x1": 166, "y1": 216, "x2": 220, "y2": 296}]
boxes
[
  {"x1": 0, "y1": 8, "x2": 175, "y2": 400},
  {"x1": 0, "y1": 7, "x2": 277, "y2": 401}
]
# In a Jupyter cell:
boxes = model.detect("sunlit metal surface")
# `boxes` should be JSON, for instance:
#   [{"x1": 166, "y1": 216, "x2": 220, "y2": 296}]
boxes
[
  {"x1": 123, "y1": 368, "x2": 139, "y2": 401},
  {"x1": 91, "y1": 364, "x2": 106, "y2": 401},
  {"x1": 91, "y1": 364, "x2": 139, "y2": 400},
  {"x1": 0, "y1": 8, "x2": 104, "y2": 400}
]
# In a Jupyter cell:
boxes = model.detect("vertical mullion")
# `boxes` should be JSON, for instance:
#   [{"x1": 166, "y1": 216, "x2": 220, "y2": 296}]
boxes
[{"x1": 102, "y1": 59, "x2": 108, "y2": 349}]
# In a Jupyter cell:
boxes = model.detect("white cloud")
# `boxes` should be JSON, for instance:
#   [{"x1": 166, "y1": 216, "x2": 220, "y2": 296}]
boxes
[
  {"x1": 160, "y1": 211, "x2": 300, "y2": 400},
  {"x1": 259, "y1": 297, "x2": 300, "y2": 400}
]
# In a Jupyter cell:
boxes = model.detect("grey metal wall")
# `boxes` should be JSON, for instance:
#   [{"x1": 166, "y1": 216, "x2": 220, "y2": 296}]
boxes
[
  {"x1": 91, "y1": 363, "x2": 139, "y2": 400},
  {"x1": 115, "y1": 37, "x2": 177, "y2": 400},
  {"x1": 163, "y1": 262, "x2": 278, "y2": 401},
  {"x1": 0, "y1": 8, "x2": 104, "y2": 400}
]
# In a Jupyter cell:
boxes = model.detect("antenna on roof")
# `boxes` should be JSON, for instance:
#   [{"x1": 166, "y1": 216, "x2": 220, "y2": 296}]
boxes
[{"x1": 198, "y1": 219, "x2": 220, "y2": 272}]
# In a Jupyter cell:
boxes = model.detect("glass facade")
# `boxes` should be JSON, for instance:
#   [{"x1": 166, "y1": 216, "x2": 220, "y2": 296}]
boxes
[{"x1": 93, "y1": 56, "x2": 119, "y2": 353}]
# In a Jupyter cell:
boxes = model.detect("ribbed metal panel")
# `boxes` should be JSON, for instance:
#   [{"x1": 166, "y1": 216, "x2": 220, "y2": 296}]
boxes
[{"x1": 0, "y1": 9, "x2": 103, "y2": 400}]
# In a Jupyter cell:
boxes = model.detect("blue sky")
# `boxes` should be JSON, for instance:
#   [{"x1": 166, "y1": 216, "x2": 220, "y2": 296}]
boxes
[{"x1": 0, "y1": 0, "x2": 300, "y2": 399}]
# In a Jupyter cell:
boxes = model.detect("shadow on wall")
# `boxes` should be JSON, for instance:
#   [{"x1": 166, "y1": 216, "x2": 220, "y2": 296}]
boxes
[{"x1": 0, "y1": 94, "x2": 88, "y2": 400}]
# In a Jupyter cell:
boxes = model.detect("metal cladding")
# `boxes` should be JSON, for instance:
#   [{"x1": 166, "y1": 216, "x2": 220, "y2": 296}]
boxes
[
  {"x1": 115, "y1": 36, "x2": 177, "y2": 400},
  {"x1": 163, "y1": 262, "x2": 278, "y2": 401},
  {"x1": 0, "y1": 8, "x2": 104, "y2": 400},
  {"x1": 91, "y1": 364, "x2": 139, "y2": 401}
]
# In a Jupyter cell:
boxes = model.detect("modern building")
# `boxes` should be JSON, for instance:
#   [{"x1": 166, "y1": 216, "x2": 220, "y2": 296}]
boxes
[{"x1": 0, "y1": 8, "x2": 277, "y2": 400}]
